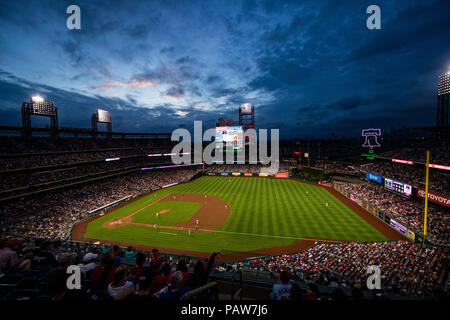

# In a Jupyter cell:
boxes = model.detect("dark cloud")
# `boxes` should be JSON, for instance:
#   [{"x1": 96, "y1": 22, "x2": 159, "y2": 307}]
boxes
[{"x1": 0, "y1": 0, "x2": 448, "y2": 139}]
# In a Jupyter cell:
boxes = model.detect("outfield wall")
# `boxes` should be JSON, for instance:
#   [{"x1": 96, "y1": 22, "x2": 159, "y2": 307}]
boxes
[{"x1": 206, "y1": 172, "x2": 289, "y2": 178}]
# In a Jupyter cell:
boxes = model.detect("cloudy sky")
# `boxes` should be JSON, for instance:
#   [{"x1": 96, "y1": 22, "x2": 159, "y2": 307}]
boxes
[{"x1": 0, "y1": 0, "x2": 449, "y2": 139}]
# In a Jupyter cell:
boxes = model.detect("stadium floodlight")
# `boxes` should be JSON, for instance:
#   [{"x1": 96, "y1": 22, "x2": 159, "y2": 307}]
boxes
[
  {"x1": 438, "y1": 72, "x2": 450, "y2": 96},
  {"x1": 31, "y1": 95, "x2": 44, "y2": 103}
]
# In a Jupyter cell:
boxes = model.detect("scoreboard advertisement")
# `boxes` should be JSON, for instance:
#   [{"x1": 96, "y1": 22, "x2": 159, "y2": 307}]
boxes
[
  {"x1": 390, "y1": 219, "x2": 407, "y2": 235},
  {"x1": 216, "y1": 126, "x2": 244, "y2": 150},
  {"x1": 384, "y1": 178, "x2": 412, "y2": 197},
  {"x1": 366, "y1": 172, "x2": 382, "y2": 183}
]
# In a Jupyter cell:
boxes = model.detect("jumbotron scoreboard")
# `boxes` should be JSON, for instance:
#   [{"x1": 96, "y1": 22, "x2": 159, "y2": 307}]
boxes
[
  {"x1": 216, "y1": 126, "x2": 244, "y2": 150},
  {"x1": 384, "y1": 178, "x2": 412, "y2": 197}
]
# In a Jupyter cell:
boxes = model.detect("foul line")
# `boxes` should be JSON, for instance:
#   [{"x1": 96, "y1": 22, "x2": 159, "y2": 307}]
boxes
[
  {"x1": 156, "y1": 225, "x2": 305, "y2": 240},
  {"x1": 126, "y1": 223, "x2": 340, "y2": 242}
]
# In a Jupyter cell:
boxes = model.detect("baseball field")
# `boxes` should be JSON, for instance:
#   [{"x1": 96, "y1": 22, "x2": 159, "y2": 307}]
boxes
[{"x1": 72, "y1": 176, "x2": 404, "y2": 259}]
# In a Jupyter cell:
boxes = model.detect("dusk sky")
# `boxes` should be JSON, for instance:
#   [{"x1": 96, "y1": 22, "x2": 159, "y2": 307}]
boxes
[{"x1": 0, "y1": 0, "x2": 449, "y2": 139}]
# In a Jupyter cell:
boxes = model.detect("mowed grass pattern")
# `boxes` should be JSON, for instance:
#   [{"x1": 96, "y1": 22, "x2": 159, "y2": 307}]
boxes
[
  {"x1": 85, "y1": 176, "x2": 386, "y2": 253},
  {"x1": 132, "y1": 201, "x2": 201, "y2": 226}
]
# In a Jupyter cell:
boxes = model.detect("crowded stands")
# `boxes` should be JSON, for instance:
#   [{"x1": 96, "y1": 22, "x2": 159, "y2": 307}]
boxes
[
  {"x1": 337, "y1": 182, "x2": 449, "y2": 244},
  {"x1": 216, "y1": 241, "x2": 448, "y2": 299},
  {"x1": 361, "y1": 162, "x2": 450, "y2": 195}
]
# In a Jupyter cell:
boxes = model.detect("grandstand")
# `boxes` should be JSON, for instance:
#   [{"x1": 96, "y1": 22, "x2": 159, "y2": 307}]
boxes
[{"x1": 0, "y1": 130, "x2": 448, "y2": 301}]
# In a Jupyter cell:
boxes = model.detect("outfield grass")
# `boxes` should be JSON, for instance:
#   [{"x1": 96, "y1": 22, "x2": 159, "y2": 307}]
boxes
[
  {"x1": 132, "y1": 201, "x2": 201, "y2": 225},
  {"x1": 84, "y1": 176, "x2": 386, "y2": 253}
]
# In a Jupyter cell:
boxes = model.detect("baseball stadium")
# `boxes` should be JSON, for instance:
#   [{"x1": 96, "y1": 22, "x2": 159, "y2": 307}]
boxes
[{"x1": 0, "y1": 0, "x2": 449, "y2": 305}]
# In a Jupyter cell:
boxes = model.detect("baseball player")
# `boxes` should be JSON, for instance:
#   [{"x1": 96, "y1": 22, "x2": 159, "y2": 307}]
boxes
[
  {"x1": 154, "y1": 224, "x2": 157, "y2": 230},
  {"x1": 196, "y1": 219, "x2": 199, "y2": 225},
  {"x1": 188, "y1": 229, "x2": 191, "y2": 236},
  {"x1": 156, "y1": 212, "x2": 159, "y2": 218},
  {"x1": 195, "y1": 225, "x2": 198, "y2": 231},
  {"x1": 114, "y1": 216, "x2": 118, "y2": 224},
  {"x1": 325, "y1": 202, "x2": 328, "y2": 207}
]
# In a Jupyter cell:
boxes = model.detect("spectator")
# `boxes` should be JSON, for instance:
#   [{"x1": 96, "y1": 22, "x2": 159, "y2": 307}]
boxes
[
  {"x1": 188, "y1": 252, "x2": 218, "y2": 289},
  {"x1": 78, "y1": 252, "x2": 98, "y2": 275},
  {"x1": 156, "y1": 271, "x2": 191, "y2": 300},
  {"x1": 270, "y1": 271, "x2": 292, "y2": 300},
  {"x1": 124, "y1": 246, "x2": 137, "y2": 260},
  {"x1": 107, "y1": 265, "x2": 136, "y2": 300},
  {"x1": 130, "y1": 252, "x2": 147, "y2": 282},
  {"x1": 0, "y1": 239, "x2": 19, "y2": 272},
  {"x1": 289, "y1": 283, "x2": 303, "y2": 300},
  {"x1": 305, "y1": 283, "x2": 320, "y2": 301}
]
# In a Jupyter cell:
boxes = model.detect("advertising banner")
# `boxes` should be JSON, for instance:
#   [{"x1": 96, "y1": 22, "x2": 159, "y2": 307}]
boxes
[
  {"x1": 275, "y1": 172, "x2": 289, "y2": 179},
  {"x1": 259, "y1": 173, "x2": 268, "y2": 177},
  {"x1": 429, "y1": 163, "x2": 450, "y2": 171},
  {"x1": 244, "y1": 173, "x2": 253, "y2": 177},
  {"x1": 417, "y1": 188, "x2": 450, "y2": 208},
  {"x1": 318, "y1": 181, "x2": 333, "y2": 187},
  {"x1": 162, "y1": 183, "x2": 178, "y2": 188},
  {"x1": 232, "y1": 172, "x2": 241, "y2": 176},
  {"x1": 349, "y1": 193, "x2": 359, "y2": 202},
  {"x1": 366, "y1": 172, "x2": 382, "y2": 183},
  {"x1": 221, "y1": 172, "x2": 230, "y2": 176},
  {"x1": 392, "y1": 159, "x2": 414, "y2": 165},
  {"x1": 390, "y1": 219, "x2": 407, "y2": 235}
]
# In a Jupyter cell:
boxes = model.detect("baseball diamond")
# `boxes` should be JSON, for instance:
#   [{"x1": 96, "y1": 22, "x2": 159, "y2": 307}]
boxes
[{"x1": 71, "y1": 176, "x2": 405, "y2": 260}]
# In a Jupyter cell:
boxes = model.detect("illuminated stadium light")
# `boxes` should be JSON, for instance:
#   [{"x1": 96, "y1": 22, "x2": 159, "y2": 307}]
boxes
[
  {"x1": 31, "y1": 95, "x2": 44, "y2": 103},
  {"x1": 438, "y1": 72, "x2": 450, "y2": 95},
  {"x1": 105, "y1": 157, "x2": 120, "y2": 161}
]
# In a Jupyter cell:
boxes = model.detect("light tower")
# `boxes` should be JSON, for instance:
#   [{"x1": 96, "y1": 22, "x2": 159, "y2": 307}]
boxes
[
  {"x1": 239, "y1": 103, "x2": 255, "y2": 129},
  {"x1": 437, "y1": 71, "x2": 450, "y2": 139},
  {"x1": 21, "y1": 95, "x2": 58, "y2": 138}
]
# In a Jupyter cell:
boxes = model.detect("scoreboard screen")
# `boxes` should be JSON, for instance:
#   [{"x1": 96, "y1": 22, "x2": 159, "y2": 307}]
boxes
[
  {"x1": 216, "y1": 126, "x2": 243, "y2": 149},
  {"x1": 384, "y1": 178, "x2": 412, "y2": 197}
]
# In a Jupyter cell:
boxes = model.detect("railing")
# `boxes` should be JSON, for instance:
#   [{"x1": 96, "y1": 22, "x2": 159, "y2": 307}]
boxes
[
  {"x1": 231, "y1": 269, "x2": 243, "y2": 300},
  {"x1": 181, "y1": 282, "x2": 218, "y2": 300}
]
